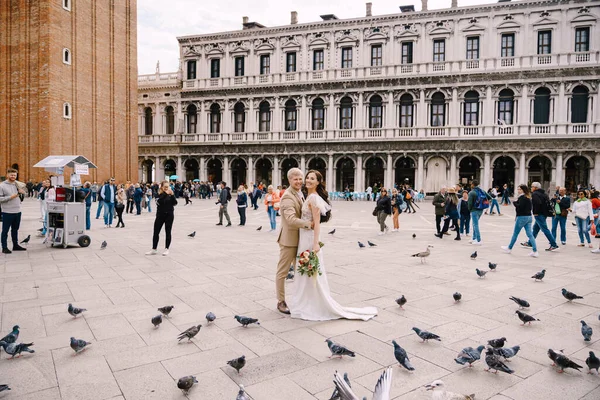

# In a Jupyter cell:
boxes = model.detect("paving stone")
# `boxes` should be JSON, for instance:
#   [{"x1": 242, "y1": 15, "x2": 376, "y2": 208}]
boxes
[
  {"x1": 113, "y1": 362, "x2": 176, "y2": 400},
  {"x1": 86, "y1": 313, "x2": 136, "y2": 340}
]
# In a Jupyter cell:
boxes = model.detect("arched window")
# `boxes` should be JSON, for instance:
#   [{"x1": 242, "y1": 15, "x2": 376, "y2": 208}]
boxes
[
  {"x1": 571, "y1": 85, "x2": 589, "y2": 123},
  {"x1": 498, "y1": 89, "x2": 514, "y2": 125},
  {"x1": 144, "y1": 107, "x2": 153, "y2": 135},
  {"x1": 399, "y1": 94, "x2": 414, "y2": 128},
  {"x1": 187, "y1": 104, "x2": 197, "y2": 133},
  {"x1": 63, "y1": 48, "x2": 71, "y2": 64},
  {"x1": 234, "y1": 102, "x2": 245, "y2": 132},
  {"x1": 210, "y1": 103, "x2": 221, "y2": 133},
  {"x1": 339, "y1": 97, "x2": 353, "y2": 129},
  {"x1": 430, "y1": 92, "x2": 445, "y2": 127},
  {"x1": 463, "y1": 90, "x2": 480, "y2": 126},
  {"x1": 165, "y1": 106, "x2": 175, "y2": 134},
  {"x1": 284, "y1": 99, "x2": 297, "y2": 131},
  {"x1": 533, "y1": 87, "x2": 551, "y2": 124},
  {"x1": 259, "y1": 101, "x2": 271, "y2": 132},
  {"x1": 312, "y1": 98, "x2": 325, "y2": 130},
  {"x1": 63, "y1": 102, "x2": 71, "y2": 119},
  {"x1": 369, "y1": 95, "x2": 383, "y2": 128}
]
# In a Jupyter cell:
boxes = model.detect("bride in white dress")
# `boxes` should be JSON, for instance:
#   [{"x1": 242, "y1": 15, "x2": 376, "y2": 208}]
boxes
[{"x1": 289, "y1": 170, "x2": 378, "y2": 321}]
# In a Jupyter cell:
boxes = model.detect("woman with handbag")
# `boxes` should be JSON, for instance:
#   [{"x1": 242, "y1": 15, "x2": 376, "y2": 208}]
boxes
[
  {"x1": 115, "y1": 186, "x2": 126, "y2": 228},
  {"x1": 572, "y1": 189, "x2": 594, "y2": 248},
  {"x1": 375, "y1": 188, "x2": 392, "y2": 235},
  {"x1": 264, "y1": 185, "x2": 280, "y2": 231}
]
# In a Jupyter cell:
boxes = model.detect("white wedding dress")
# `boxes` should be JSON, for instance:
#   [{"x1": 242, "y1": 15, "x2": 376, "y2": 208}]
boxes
[{"x1": 288, "y1": 193, "x2": 378, "y2": 321}]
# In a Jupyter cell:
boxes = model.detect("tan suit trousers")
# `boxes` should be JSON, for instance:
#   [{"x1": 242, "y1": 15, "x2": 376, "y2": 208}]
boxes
[{"x1": 276, "y1": 244, "x2": 297, "y2": 302}]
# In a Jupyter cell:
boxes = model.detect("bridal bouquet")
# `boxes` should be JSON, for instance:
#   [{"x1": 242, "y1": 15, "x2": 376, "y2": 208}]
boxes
[{"x1": 297, "y1": 242, "x2": 324, "y2": 278}]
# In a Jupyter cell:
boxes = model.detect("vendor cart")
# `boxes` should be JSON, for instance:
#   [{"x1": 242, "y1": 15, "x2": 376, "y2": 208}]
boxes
[{"x1": 33, "y1": 155, "x2": 97, "y2": 248}]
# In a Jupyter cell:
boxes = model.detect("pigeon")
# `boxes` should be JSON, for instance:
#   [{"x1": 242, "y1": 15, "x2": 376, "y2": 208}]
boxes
[
  {"x1": 532, "y1": 269, "x2": 546, "y2": 281},
  {"x1": 470, "y1": 251, "x2": 477, "y2": 260},
  {"x1": 177, "y1": 325, "x2": 202, "y2": 341},
  {"x1": 395, "y1": 295, "x2": 407, "y2": 309},
  {"x1": 495, "y1": 345, "x2": 521, "y2": 361},
  {"x1": 177, "y1": 375, "x2": 198, "y2": 394},
  {"x1": 392, "y1": 340, "x2": 415, "y2": 371},
  {"x1": 0, "y1": 385, "x2": 10, "y2": 393},
  {"x1": 157, "y1": 305, "x2": 174, "y2": 317},
  {"x1": 476, "y1": 268, "x2": 487, "y2": 279},
  {"x1": 236, "y1": 384, "x2": 249, "y2": 400},
  {"x1": 329, "y1": 372, "x2": 351, "y2": 400},
  {"x1": 205, "y1": 312, "x2": 216, "y2": 324},
  {"x1": 488, "y1": 262, "x2": 497, "y2": 271},
  {"x1": 328, "y1": 229, "x2": 336, "y2": 235},
  {"x1": 100, "y1": 240, "x2": 107, "y2": 249},
  {"x1": 411, "y1": 245, "x2": 433, "y2": 263},
  {"x1": 484, "y1": 348, "x2": 514, "y2": 374},
  {"x1": 151, "y1": 315, "x2": 162, "y2": 328},
  {"x1": 0, "y1": 325, "x2": 20, "y2": 344},
  {"x1": 256, "y1": 226, "x2": 262, "y2": 231},
  {"x1": 188, "y1": 231, "x2": 196, "y2": 238},
  {"x1": 333, "y1": 367, "x2": 392, "y2": 400},
  {"x1": 487, "y1": 337, "x2": 507, "y2": 348},
  {"x1": 581, "y1": 320, "x2": 593, "y2": 341},
  {"x1": 562, "y1": 288, "x2": 584, "y2": 302},
  {"x1": 234, "y1": 315, "x2": 260, "y2": 327},
  {"x1": 515, "y1": 310, "x2": 539, "y2": 325},
  {"x1": 358, "y1": 241, "x2": 366, "y2": 249},
  {"x1": 453, "y1": 292, "x2": 462, "y2": 302},
  {"x1": 412, "y1": 327, "x2": 441, "y2": 342},
  {"x1": 227, "y1": 355, "x2": 246, "y2": 373},
  {"x1": 70, "y1": 337, "x2": 91, "y2": 353},
  {"x1": 454, "y1": 345, "x2": 485, "y2": 367},
  {"x1": 368, "y1": 241, "x2": 377, "y2": 247},
  {"x1": 0, "y1": 341, "x2": 35, "y2": 358},
  {"x1": 509, "y1": 296, "x2": 530, "y2": 309},
  {"x1": 326, "y1": 339, "x2": 356, "y2": 358},
  {"x1": 412, "y1": 233, "x2": 416, "y2": 239},
  {"x1": 20, "y1": 235, "x2": 31, "y2": 244},
  {"x1": 68, "y1": 303, "x2": 87, "y2": 318},
  {"x1": 425, "y1": 380, "x2": 475, "y2": 400},
  {"x1": 586, "y1": 351, "x2": 600, "y2": 374},
  {"x1": 548, "y1": 349, "x2": 583, "y2": 373}
]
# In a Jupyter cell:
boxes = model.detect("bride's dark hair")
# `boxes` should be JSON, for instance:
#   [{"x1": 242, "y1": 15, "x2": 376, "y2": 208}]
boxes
[{"x1": 302, "y1": 170, "x2": 332, "y2": 223}]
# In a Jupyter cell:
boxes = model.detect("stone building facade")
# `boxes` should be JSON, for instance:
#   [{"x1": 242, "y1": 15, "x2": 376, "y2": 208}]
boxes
[
  {"x1": 138, "y1": 0, "x2": 600, "y2": 193},
  {"x1": 0, "y1": 0, "x2": 138, "y2": 182}
]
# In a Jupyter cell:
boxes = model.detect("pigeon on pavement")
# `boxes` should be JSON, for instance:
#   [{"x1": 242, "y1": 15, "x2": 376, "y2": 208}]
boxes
[
  {"x1": 227, "y1": 355, "x2": 246, "y2": 373},
  {"x1": 333, "y1": 367, "x2": 392, "y2": 400},
  {"x1": 476, "y1": 268, "x2": 487, "y2": 279},
  {"x1": 286, "y1": 264, "x2": 295, "y2": 280},
  {"x1": 70, "y1": 337, "x2": 91, "y2": 353},
  {"x1": 326, "y1": 339, "x2": 356, "y2": 358},
  {"x1": 256, "y1": 226, "x2": 262, "y2": 231},
  {"x1": 470, "y1": 251, "x2": 477, "y2": 260},
  {"x1": 453, "y1": 292, "x2": 462, "y2": 302},
  {"x1": 548, "y1": 349, "x2": 583, "y2": 373},
  {"x1": 0, "y1": 325, "x2": 20, "y2": 344},
  {"x1": 509, "y1": 296, "x2": 530, "y2": 309},
  {"x1": 177, "y1": 325, "x2": 202, "y2": 341},
  {"x1": 236, "y1": 384, "x2": 249, "y2": 400},
  {"x1": 487, "y1": 337, "x2": 507, "y2": 348},
  {"x1": 20, "y1": 235, "x2": 31, "y2": 245},
  {"x1": 188, "y1": 231, "x2": 196, "y2": 238},
  {"x1": 0, "y1": 385, "x2": 10, "y2": 393},
  {"x1": 0, "y1": 341, "x2": 35, "y2": 358},
  {"x1": 358, "y1": 241, "x2": 366, "y2": 249},
  {"x1": 411, "y1": 245, "x2": 433, "y2": 263},
  {"x1": 329, "y1": 372, "x2": 351, "y2": 400},
  {"x1": 532, "y1": 269, "x2": 546, "y2": 281},
  {"x1": 392, "y1": 340, "x2": 415, "y2": 371},
  {"x1": 484, "y1": 348, "x2": 514, "y2": 374},
  {"x1": 68, "y1": 303, "x2": 87, "y2": 318},
  {"x1": 412, "y1": 233, "x2": 416, "y2": 239},
  {"x1": 586, "y1": 351, "x2": 600, "y2": 374},
  {"x1": 425, "y1": 380, "x2": 475, "y2": 400},
  {"x1": 562, "y1": 288, "x2": 584, "y2": 302},
  {"x1": 454, "y1": 345, "x2": 486, "y2": 367},
  {"x1": 157, "y1": 305, "x2": 174, "y2": 317},
  {"x1": 100, "y1": 240, "x2": 107, "y2": 249},
  {"x1": 368, "y1": 241, "x2": 377, "y2": 247},
  {"x1": 234, "y1": 315, "x2": 260, "y2": 327},
  {"x1": 328, "y1": 229, "x2": 336, "y2": 235},
  {"x1": 495, "y1": 346, "x2": 521, "y2": 361},
  {"x1": 205, "y1": 312, "x2": 216, "y2": 324},
  {"x1": 177, "y1": 376, "x2": 198, "y2": 394},
  {"x1": 488, "y1": 262, "x2": 497, "y2": 271},
  {"x1": 395, "y1": 295, "x2": 407, "y2": 309},
  {"x1": 151, "y1": 315, "x2": 162, "y2": 328},
  {"x1": 581, "y1": 320, "x2": 593, "y2": 341},
  {"x1": 412, "y1": 327, "x2": 441, "y2": 342},
  {"x1": 516, "y1": 310, "x2": 539, "y2": 325}
]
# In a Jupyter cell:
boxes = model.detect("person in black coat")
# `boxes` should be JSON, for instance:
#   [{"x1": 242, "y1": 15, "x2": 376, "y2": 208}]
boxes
[
  {"x1": 436, "y1": 188, "x2": 461, "y2": 240},
  {"x1": 375, "y1": 188, "x2": 392, "y2": 235},
  {"x1": 525, "y1": 182, "x2": 558, "y2": 250},
  {"x1": 145, "y1": 181, "x2": 178, "y2": 256}
]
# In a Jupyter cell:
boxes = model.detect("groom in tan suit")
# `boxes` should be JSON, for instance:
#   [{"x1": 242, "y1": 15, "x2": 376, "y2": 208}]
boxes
[{"x1": 276, "y1": 168, "x2": 312, "y2": 314}]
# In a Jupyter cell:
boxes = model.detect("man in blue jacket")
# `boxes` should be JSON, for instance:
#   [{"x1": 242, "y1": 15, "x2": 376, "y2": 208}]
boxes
[{"x1": 100, "y1": 178, "x2": 117, "y2": 228}]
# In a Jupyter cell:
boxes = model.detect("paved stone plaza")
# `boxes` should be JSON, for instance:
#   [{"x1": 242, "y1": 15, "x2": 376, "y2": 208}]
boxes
[{"x1": 1, "y1": 197, "x2": 599, "y2": 400}]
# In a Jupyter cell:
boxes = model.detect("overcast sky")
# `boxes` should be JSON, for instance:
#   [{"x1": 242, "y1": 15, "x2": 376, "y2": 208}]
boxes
[{"x1": 137, "y1": 0, "x2": 498, "y2": 75}]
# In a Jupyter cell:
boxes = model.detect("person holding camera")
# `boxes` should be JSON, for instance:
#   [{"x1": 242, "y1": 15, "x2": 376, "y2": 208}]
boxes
[{"x1": 0, "y1": 168, "x2": 27, "y2": 254}]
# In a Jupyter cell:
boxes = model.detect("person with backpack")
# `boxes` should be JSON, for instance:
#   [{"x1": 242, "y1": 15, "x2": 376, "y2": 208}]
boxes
[
  {"x1": 215, "y1": 181, "x2": 232, "y2": 227},
  {"x1": 467, "y1": 179, "x2": 490, "y2": 246},
  {"x1": 403, "y1": 185, "x2": 417, "y2": 213},
  {"x1": 522, "y1": 182, "x2": 559, "y2": 251}
]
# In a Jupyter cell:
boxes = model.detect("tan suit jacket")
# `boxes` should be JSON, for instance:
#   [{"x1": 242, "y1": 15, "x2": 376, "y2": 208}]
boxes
[{"x1": 277, "y1": 188, "x2": 311, "y2": 247}]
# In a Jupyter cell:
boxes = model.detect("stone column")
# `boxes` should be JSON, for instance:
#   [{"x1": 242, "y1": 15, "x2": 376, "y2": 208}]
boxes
[
  {"x1": 555, "y1": 153, "x2": 564, "y2": 188},
  {"x1": 386, "y1": 91, "x2": 394, "y2": 130},
  {"x1": 139, "y1": 110, "x2": 144, "y2": 136},
  {"x1": 328, "y1": 94, "x2": 336, "y2": 132},
  {"x1": 450, "y1": 154, "x2": 457, "y2": 186},
  {"x1": 417, "y1": 154, "x2": 424, "y2": 191},
  {"x1": 248, "y1": 99, "x2": 255, "y2": 133},
  {"x1": 223, "y1": 156, "x2": 230, "y2": 187},
  {"x1": 418, "y1": 90, "x2": 426, "y2": 136},
  {"x1": 274, "y1": 97, "x2": 281, "y2": 133},
  {"x1": 199, "y1": 156, "x2": 206, "y2": 181},
  {"x1": 154, "y1": 105, "x2": 162, "y2": 135},
  {"x1": 223, "y1": 102, "x2": 232, "y2": 134},
  {"x1": 593, "y1": 152, "x2": 600, "y2": 189},
  {"x1": 176, "y1": 102, "x2": 184, "y2": 133},
  {"x1": 199, "y1": 102, "x2": 206, "y2": 134},
  {"x1": 483, "y1": 153, "x2": 491, "y2": 189},
  {"x1": 176, "y1": 156, "x2": 184, "y2": 181},
  {"x1": 519, "y1": 152, "x2": 527, "y2": 185},
  {"x1": 247, "y1": 156, "x2": 254, "y2": 185},
  {"x1": 299, "y1": 95, "x2": 307, "y2": 132},
  {"x1": 155, "y1": 157, "x2": 164, "y2": 182},
  {"x1": 273, "y1": 155, "x2": 280, "y2": 187},
  {"x1": 519, "y1": 84, "x2": 529, "y2": 126},
  {"x1": 355, "y1": 154, "x2": 363, "y2": 192},
  {"x1": 484, "y1": 86, "x2": 493, "y2": 127},
  {"x1": 327, "y1": 154, "x2": 334, "y2": 192},
  {"x1": 449, "y1": 87, "x2": 459, "y2": 136},
  {"x1": 357, "y1": 92, "x2": 364, "y2": 130},
  {"x1": 385, "y1": 153, "x2": 393, "y2": 189}
]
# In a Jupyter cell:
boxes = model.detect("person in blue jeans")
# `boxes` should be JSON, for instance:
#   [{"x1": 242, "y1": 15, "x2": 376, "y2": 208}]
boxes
[
  {"x1": 264, "y1": 185, "x2": 280, "y2": 231},
  {"x1": 81, "y1": 181, "x2": 92, "y2": 230},
  {"x1": 485, "y1": 187, "x2": 502, "y2": 215},
  {"x1": 501, "y1": 184, "x2": 539, "y2": 257},
  {"x1": 133, "y1": 183, "x2": 143, "y2": 215},
  {"x1": 551, "y1": 187, "x2": 570, "y2": 245},
  {"x1": 100, "y1": 178, "x2": 117, "y2": 227},
  {"x1": 467, "y1": 180, "x2": 490, "y2": 245},
  {"x1": 524, "y1": 182, "x2": 559, "y2": 251}
]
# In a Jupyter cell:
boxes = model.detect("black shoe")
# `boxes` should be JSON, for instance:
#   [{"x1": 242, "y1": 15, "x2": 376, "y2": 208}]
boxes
[
  {"x1": 216, "y1": 223, "x2": 223, "y2": 226},
  {"x1": 226, "y1": 223, "x2": 232, "y2": 227},
  {"x1": 435, "y1": 233, "x2": 443, "y2": 238},
  {"x1": 454, "y1": 237, "x2": 461, "y2": 241},
  {"x1": 520, "y1": 242, "x2": 532, "y2": 248},
  {"x1": 12, "y1": 245, "x2": 26, "y2": 251},
  {"x1": 2, "y1": 248, "x2": 12, "y2": 254}
]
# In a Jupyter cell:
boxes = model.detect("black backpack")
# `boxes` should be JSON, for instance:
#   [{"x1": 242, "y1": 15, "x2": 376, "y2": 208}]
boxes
[{"x1": 226, "y1": 187, "x2": 232, "y2": 202}]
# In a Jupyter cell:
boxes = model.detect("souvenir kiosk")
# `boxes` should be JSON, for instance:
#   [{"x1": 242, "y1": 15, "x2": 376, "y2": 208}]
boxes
[{"x1": 33, "y1": 156, "x2": 97, "y2": 248}]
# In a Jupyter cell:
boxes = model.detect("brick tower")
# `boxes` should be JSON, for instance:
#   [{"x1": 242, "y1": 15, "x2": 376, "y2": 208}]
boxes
[{"x1": 0, "y1": 0, "x2": 138, "y2": 182}]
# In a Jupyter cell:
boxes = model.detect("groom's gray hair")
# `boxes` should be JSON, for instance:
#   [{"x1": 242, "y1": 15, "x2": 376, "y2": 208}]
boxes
[{"x1": 287, "y1": 167, "x2": 303, "y2": 180}]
